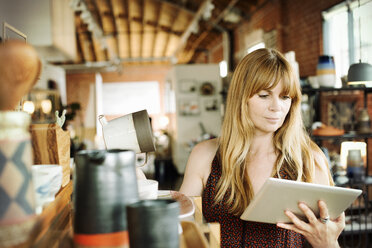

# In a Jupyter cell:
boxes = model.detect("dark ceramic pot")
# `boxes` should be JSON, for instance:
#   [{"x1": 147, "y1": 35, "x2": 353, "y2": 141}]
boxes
[
  {"x1": 73, "y1": 149, "x2": 139, "y2": 247},
  {"x1": 126, "y1": 199, "x2": 180, "y2": 248}
]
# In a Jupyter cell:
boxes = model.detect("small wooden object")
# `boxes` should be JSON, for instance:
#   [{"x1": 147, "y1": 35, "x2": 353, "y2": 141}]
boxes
[
  {"x1": 180, "y1": 221, "x2": 209, "y2": 248},
  {"x1": 30, "y1": 123, "x2": 70, "y2": 187},
  {"x1": 192, "y1": 196, "x2": 221, "y2": 247}
]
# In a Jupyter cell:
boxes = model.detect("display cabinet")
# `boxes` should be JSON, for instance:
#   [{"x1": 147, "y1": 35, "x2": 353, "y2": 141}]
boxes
[{"x1": 302, "y1": 86, "x2": 372, "y2": 248}]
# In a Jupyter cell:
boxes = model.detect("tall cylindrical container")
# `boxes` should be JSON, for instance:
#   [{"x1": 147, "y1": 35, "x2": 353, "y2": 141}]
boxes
[
  {"x1": 316, "y1": 55, "x2": 336, "y2": 88},
  {"x1": 0, "y1": 111, "x2": 36, "y2": 247},
  {"x1": 73, "y1": 149, "x2": 139, "y2": 248}
]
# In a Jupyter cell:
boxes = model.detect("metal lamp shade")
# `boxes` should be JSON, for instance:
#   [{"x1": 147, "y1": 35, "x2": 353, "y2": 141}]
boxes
[{"x1": 347, "y1": 62, "x2": 372, "y2": 85}]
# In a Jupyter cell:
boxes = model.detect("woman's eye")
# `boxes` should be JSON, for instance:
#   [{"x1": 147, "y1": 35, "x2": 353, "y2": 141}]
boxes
[
  {"x1": 281, "y1": 95, "x2": 291, "y2": 100},
  {"x1": 258, "y1": 94, "x2": 269, "y2": 98}
]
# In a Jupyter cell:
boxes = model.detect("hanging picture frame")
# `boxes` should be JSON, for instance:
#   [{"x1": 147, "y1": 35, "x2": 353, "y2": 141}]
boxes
[
  {"x1": 204, "y1": 98, "x2": 218, "y2": 111},
  {"x1": 179, "y1": 79, "x2": 197, "y2": 93},
  {"x1": 178, "y1": 98, "x2": 200, "y2": 116}
]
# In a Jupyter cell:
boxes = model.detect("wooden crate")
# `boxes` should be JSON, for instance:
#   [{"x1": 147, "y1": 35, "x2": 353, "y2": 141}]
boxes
[{"x1": 30, "y1": 123, "x2": 70, "y2": 187}]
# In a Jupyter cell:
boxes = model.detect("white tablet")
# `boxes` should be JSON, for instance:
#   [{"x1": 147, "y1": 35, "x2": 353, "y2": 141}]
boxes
[{"x1": 240, "y1": 178, "x2": 362, "y2": 224}]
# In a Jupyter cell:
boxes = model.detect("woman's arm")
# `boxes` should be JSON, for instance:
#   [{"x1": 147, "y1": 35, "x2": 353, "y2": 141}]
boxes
[
  {"x1": 277, "y1": 149, "x2": 345, "y2": 248},
  {"x1": 179, "y1": 138, "x2": 218, "y2": 197}
]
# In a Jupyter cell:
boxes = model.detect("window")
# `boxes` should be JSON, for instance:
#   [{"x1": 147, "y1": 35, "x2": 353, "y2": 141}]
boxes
[
  {"x1": 323, "y1": 0, "x2": 372, "y2": 84},
  {"x1": 102, "y1": 81, "x2": 161, "y2": 116}
]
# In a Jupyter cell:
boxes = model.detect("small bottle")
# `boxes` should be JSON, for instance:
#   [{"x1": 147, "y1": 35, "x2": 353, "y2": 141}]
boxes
[{"x1": 0, "y1": 111, "x2": 35, "y2": 247}]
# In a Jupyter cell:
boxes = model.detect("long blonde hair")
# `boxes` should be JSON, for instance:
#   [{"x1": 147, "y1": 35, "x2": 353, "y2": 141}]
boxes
[{"x1": 216, "y1": 48, "x2": 329, "y2": 215}]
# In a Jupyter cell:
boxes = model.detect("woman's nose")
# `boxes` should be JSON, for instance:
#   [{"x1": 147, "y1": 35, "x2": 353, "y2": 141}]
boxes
[{"x1": 269, "y1": 97, "x2": 280, "y2": 111}]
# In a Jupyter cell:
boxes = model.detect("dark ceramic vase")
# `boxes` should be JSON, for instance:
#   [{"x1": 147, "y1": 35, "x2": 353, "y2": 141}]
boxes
[{"x1": 73, "y1": 149, "x2": 139, "y2": 247}]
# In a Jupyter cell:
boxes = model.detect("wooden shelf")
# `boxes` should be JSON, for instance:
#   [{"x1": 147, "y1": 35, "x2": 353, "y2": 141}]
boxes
[
  {"x1": 11, "y1": 181, "x2": 73, "y2": 248},
  {"x1": 312, "y1": 133, "x2": 372, "y2": 141},
  {"x1": 302, "y1": 86, "x2": 372, "y2": 94}
]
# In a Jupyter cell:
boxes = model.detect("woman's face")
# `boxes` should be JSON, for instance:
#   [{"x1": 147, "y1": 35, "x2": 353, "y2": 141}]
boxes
[{"x1": 247, "y1": 80, "x2": 292, "y2": 135}]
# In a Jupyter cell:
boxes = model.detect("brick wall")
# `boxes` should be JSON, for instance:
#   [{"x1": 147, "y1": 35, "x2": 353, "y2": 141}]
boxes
[{"x1": 202, "y1": 0, "x2": 343, "y2": 77}]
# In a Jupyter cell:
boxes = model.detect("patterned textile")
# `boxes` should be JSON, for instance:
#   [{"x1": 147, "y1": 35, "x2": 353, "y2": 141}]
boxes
[
  {"x1": 202, "y1": 153, "x2": 306, "y2": 247},
  {"x1": 0, "y1": 139, "x2": 35, "y2": 222}
]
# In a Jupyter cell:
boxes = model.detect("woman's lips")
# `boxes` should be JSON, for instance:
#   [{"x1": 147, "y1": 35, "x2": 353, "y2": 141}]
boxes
[{"x1": 265, "y1": 117, "x2": 280, "y2": 123}]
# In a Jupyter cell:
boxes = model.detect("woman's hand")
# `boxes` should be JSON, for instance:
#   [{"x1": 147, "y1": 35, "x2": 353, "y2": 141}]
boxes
[{"x1": 277, "y1": 200, "x2": 345, "y2": 248}]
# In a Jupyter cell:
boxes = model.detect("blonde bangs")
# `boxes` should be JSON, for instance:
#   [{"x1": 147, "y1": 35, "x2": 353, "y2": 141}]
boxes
[{"x1": 244, "y1": 58, "x2": 300, "y2": 103}]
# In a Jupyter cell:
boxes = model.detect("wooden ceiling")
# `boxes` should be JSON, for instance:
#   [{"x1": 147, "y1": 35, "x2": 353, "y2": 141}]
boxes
[{"x1": 67, "y1": 0, "x2": 260, "y2": 67}]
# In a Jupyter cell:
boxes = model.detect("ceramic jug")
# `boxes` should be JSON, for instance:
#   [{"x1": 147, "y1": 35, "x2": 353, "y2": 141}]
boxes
[
  {"x1": 73, "y1": 149, "x2": 139, "y2": 247},
  {"x1": 316, "y1": 55, "x2": 336, "y2": 88},
  {"x1": 99, "y1": 110, "x2": 155, "y2": 154}
]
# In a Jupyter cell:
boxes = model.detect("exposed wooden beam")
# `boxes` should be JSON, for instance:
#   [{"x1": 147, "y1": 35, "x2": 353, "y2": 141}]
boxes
[
  {"x1": 95, "y1": 0, "x2": 118, "y2": 60},
  {"x1": 110, "y1": 0, "x2": 130, "y2": 58},
  {"x1": 151, "y1": 1, "x2": 163, "y2": 58},
  {"x1": 172, "y1": 0, "x2": 212, "y2": 59},
  {"x1": 143, "y1": 0, "x2": 157, "y2": 58},
  {"x1": 128, "y1": 0, "x2": 143, "y2": 58},
  {"x1": 182, "y1": 0, "x2": 239, "y2": 63},
  {"x1": 152, "y1": 0, "x2": 196, "y2": 15}
]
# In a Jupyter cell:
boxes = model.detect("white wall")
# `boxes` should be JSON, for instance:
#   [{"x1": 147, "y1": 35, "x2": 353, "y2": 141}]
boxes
[
  {"x1": 35, "y1": 63, "x2": 67, "y2": 104},
  {"x1": 168, "y1": 64, "x2": 223, "y2": 173},
  {"x1": 1, "y1": 0, "x2": 52, "y2": 45}
]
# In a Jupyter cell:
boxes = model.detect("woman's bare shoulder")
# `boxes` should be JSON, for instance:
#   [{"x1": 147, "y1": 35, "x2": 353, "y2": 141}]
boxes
[
  {"x1": 179, "y1": 138, "x2": 218, "y2": 196},
  {"x1": 192, "y1": 138, "x2": 219, "y2": 156}
]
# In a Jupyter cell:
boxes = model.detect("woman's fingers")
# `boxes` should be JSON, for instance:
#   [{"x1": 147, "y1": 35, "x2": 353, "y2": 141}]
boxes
[
  {"x1": 276, "y1": 222, "x2": 304, "y2": 235},
  {"x1": 298, "y1": 202, "x2": 318, "y2": 224},
  {"x1": 318, "y1": 200, "x2": 330, "y2": 222},
  {"x1": 282, "y1": 209, "x2": 311, "y2": 233}
]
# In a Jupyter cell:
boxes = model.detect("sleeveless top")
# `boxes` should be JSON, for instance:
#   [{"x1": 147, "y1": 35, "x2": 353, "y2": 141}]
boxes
[{"x1": 202, "y1": 153, "x2": 306, "y2": 247}]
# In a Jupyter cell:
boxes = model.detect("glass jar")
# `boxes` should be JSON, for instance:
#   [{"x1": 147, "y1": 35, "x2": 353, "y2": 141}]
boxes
[{"x1": 0, "y1": 111, "x2": 35, "y2": 247}]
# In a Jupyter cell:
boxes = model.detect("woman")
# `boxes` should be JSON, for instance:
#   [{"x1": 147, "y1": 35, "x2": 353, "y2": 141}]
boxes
[{"x1": 179, "y1": 48, "x2": 345, "y2": 247}]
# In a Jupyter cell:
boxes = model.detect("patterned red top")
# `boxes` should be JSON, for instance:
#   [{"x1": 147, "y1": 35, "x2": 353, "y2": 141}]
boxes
[{"x1": 202, "y1": 153, "x2": 306, "y2": 247}]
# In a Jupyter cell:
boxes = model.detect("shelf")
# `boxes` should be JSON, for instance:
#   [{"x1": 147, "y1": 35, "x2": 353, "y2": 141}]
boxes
[
  {"x1": 302, "y1": 86, "x2": 372, "y2": 94},
  {"x1": 335, "y1": 177, "x2": 372, "y2": 188},
  {"x1": 312, "y1": 133, "x2": 372, "y2": 141}
]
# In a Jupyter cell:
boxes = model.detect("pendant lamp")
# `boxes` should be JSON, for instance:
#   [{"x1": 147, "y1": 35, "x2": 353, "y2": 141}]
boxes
[
  {"x1": 347, "y1": 0, "x2": 372, "y2": 86},
  {"x1": 347, "y1": 61, "x2": 372, "y2": 85}
]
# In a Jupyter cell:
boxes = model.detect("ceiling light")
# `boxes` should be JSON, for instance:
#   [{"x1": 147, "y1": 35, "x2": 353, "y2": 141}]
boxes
[{"x1": 347, "y1": 62, "x2": 372, "y2": 86}]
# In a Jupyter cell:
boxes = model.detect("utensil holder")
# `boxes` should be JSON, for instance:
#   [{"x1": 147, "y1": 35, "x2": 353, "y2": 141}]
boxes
[{"x1": 30, "y1": 123, "x2": 70, "y2": 187}]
